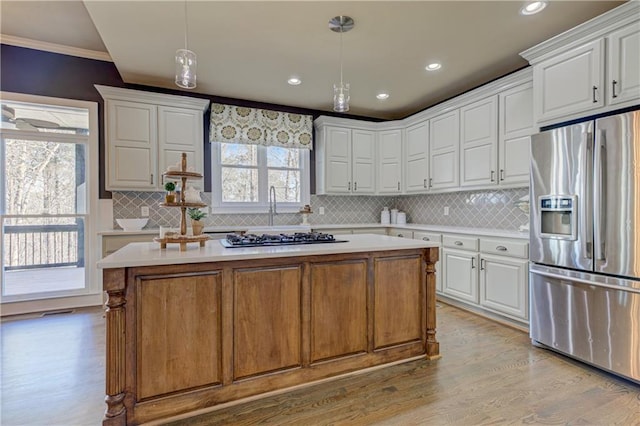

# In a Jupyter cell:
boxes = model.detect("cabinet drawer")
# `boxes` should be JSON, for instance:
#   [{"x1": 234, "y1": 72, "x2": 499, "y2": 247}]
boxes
[
  {"x1": 413, "y1": 231, "x2": 442, "y2": 244},
  {"x1": 388, "y1": 228, "x2": 411, "y2": 238},
  {"x1": 443, "y1": 235, "x2": 478, "y2": 251},
  {"x1": 480, "y1": 238, "x2": 528, "y2": 258}
]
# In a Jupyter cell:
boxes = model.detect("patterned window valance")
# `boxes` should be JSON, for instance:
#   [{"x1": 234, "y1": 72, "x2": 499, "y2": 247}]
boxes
[{"x1": 209, "y1": 103, "x2": 313, "y2": 149}]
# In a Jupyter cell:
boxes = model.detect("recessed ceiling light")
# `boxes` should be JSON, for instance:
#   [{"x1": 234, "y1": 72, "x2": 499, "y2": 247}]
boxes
[
  {"x1": 376, "y1": 93, "x2": 390, "y2": 100},
  {"x1": 520, "y1": 1, "x2": 547, "y2": 15},
  {"x1": 425, "y1": 62, "x2": 442, "y2": 71},
  {"x1": 287, "y1": 77, "x2": 302, "y2": 85}
]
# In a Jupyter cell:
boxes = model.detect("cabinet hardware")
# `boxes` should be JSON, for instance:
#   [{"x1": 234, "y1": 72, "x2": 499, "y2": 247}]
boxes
[
  {"x1": 454, "y1": 241, "x2": 463, "y2": 246},
  {"x1": 496, "y1": 245, "x2": 507, "y2": 251},
  {"x1": 491, "y1": 171, "x2": 495, "y2": 182},
  {"x1": 500, "y1": 169, "x2": 505, "y2": 181},
  {"x1": 424, "y1": 178, "x2": 427, "y2": 188},
  {"x1": 471, "y1": 258, "x2": 476, "y2": 269},
  {"x1": 398, "y1": 234, "x2": 404, "y2": 238},
  {"x1": 612, "y1": 80, "x2": 618, "y2": 98},
  {"x1": 422, "y1": 237, "x2": 430, "y2": 241},
  {"x1": 397, "y1": 182, "x2": 400, "y2": 191},
  {"x1": 354, "y1": 182, "x2": 357, "y2": 191},
  {"x1": 480, "y1": 259, "x2": 485, "y2": 270},
  {"x1": 592, "y1": 86, "x2": 598, "y2": 103},
  {"x1": 348, "y1": 181, "x2": 351, "y2": 191},
  {"x1": 429, "y1": 178, "x2": 433, "y2": 188},
  {"x1": 150, "y1": 174, "x2": 154, "y2": 185}
]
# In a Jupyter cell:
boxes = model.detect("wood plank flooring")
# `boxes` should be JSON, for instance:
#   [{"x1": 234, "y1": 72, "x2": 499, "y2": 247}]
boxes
[{"x1": 1, "y1": 303, "x2": 638, "y2": 426}]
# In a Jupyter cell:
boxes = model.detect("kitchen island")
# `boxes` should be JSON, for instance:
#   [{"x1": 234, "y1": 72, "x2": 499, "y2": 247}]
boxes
[{"x1": 97, "y1": 234, "x2": 440, "y2": 425}]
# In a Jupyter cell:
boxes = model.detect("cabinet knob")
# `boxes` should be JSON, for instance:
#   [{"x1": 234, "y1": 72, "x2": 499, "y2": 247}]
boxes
[
  {"x1": 454, "y1": 241, "x2": 463, "y2": 246},
  {"x1": 592, "y1": 86, "x2": 598, "y2": 103},
  {"x1": 471, "y1": 257, "x2": 476, "y2": 269},
  {"x1": 500, "y1": 169, "x2": 505, "y2": 181},
  {"x1": 429, "y1": 178, "x2": 433, "y2": 188},
  {"x1": 612, "y1": 80, "x2": 618, "y2": 98},
  {"x1": 398, "y1": 234, "x2": 404, "y2": 238},
  {"x1": 424, "y1": 178, "x2": 427, "y2": 188},
  {"x1": 150, "y1": 174, "x2": 154, "y2": 185},
  {"x1": 422, "y1": 237, "x2": 430, "y2": 241},
  {"x1": 480, "y1": 259, "x2": 486, "y2": 270},
  {"x1": 490, "y1": 170, "x2": 495, "y2": 182},
  {"x1": 354, "y1": 182, "x2": 357, "y2": 191},
  {"x1": 496, "y1": 245, "x2": 507, "y2": 251},
  {"x1": 348, "y1": 181, "x2": 351, "y2": 191},
  {"x1": 397, "y1": 182, "x2": 400, "y2": 191}
]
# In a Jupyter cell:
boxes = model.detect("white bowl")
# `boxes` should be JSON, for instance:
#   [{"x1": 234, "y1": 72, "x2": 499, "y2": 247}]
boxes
[{"x1": 116, "y1": 218, "x2": 148, "y2": 231}]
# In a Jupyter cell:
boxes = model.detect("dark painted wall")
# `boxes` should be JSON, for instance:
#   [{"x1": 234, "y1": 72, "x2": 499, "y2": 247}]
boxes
[{"x1": 1, "y1": 44, "x2": 381, "y2": 198}]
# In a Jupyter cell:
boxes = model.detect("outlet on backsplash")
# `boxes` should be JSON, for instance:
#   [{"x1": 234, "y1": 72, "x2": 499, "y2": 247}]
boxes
[
  {"x1": 319, "y1": 207, "x2": 325, "y2": 215},
  {"x1": 141, "y1": 206, "x2": 149, "y2": 217},
  {"x1": 443, "y1": 206, "x2": 449, "y2": 216}
]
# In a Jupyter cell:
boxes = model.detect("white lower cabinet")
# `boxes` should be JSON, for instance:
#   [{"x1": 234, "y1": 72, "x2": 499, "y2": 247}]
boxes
[
  {"x1": 479, "y1": 254, "x2": 528, "y2": 320},
  {"x1": 442, "y1": 248, "x2": 479, "y2": 303},
  {"x1": 441, "y1": 233, "x2": 529, "y2": 325}
]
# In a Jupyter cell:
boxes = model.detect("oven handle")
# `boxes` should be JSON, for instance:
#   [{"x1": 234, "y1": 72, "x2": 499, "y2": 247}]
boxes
[{"x1": 530, "y1": 267, "x2": 640, "y2": 295}]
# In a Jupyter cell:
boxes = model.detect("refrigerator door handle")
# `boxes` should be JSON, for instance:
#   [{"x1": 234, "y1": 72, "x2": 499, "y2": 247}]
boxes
[
  {"x1": 594, "y1": 130, "x2": 606, "y2": 261},
  {"x1": 581, "y1": 132, "x2": 593, "y2": 259}
]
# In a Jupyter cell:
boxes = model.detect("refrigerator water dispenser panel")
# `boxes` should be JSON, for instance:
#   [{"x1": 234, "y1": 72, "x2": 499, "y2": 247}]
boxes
[{"x1": 539, "y1": 196, "x2": 577, "y2": 240}]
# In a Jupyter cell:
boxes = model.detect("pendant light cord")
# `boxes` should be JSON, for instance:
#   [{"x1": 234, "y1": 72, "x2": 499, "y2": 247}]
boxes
[
  {"x1": 184, "y1": 1, "x2": 189, "y2": 50},
  {"x1": 339, "y1": 24, "x2": 344, "y2": 87}
]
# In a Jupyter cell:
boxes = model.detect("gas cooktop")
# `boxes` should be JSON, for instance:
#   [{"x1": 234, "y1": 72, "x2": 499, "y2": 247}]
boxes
[{"x1": 220, "y1": 232, "x2": 348, "y2": 248}]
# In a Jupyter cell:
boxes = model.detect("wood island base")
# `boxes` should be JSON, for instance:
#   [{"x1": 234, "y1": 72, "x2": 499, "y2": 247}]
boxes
[{"x1": 102, "y1": 246, "x2": 439, "y2": 425}]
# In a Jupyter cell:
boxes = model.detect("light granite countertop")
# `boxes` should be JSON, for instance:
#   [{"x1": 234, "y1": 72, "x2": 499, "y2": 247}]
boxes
[
  {"x1": 97, "y1": 234, "x2": 439, "y2": 269},
  {"x1": 98, "y1": 223, "x2": 529, "y2": 240}
]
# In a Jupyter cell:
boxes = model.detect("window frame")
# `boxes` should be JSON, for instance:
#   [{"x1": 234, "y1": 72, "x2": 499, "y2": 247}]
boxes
[{"x1": 210, "y1": 142, "x2": 310, "y2": 214}]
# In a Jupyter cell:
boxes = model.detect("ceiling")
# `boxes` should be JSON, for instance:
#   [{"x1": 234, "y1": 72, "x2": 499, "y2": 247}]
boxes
[{"x1": 0, "y1": 1, "x2": 625, "y2": 119}]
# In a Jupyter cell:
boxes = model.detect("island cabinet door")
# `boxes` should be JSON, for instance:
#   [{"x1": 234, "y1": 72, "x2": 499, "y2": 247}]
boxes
[
  {"x1": 233, "y1": 266, "x2": 303, "y2": 380},
  {"x1": 374, "y1": 255, "x2": 423, "y2": 349},
  {"x1": 310, "y1": 260, "x2": 368, "y2": 363},
  {"x1": 136, "y1": 271, "x2": 222, "y2": 400}
]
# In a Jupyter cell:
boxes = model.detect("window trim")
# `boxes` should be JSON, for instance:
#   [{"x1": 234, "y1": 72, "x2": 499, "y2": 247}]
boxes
[{"x1": 210, "y1": 142, "x2": 310, "y2": 214}]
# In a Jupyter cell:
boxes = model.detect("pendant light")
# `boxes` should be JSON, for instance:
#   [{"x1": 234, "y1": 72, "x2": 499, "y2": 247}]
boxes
[
  {"x1": 329, "y1": 16, "x2": 354, "y2": 112},
  {"x1": 175, "y1": 1, "x2": 197, "y2": 89}
]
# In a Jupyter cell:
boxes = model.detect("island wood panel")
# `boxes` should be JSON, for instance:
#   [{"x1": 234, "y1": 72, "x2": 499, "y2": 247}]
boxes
[
  {"x1": 310, "y1": 260, "x2": 368, "y2": 363},
  {"x1": 374, "y1": 255, "x2": 423, "y2": 349},
  {"x1": 233, "y1": 266, "x2": 302, "y2": 380},
  {"x1": 136, "y1": 272, "x2": 222, "y2": 399},
  {"x1": 102, "y1": 248, "x2": 439, "y2": 425}
]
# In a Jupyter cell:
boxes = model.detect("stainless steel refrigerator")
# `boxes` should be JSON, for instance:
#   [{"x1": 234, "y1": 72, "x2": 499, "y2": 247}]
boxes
[{"x1": 529, "y1": 110, "x2": 640, "y2": 384}]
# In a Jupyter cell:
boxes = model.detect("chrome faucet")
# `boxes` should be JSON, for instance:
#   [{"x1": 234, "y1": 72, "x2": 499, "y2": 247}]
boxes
[{"x1": 268, "y1": 185, "x2": 277, "y2": 226}]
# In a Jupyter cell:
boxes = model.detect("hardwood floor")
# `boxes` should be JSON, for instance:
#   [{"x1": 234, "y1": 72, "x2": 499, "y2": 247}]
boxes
[{"x1": 1, "y1": 303, "x2": 638, "y2": 426}]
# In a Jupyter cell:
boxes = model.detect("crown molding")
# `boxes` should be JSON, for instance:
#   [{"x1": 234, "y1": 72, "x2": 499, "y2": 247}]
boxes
[
  {"x1": 520, "y1": 1, "x2": 640, "y2": 63},
  {"x1": 95, "y1": 85, "x2": 210, "y2": 111},
  {"x1": 0, "y1": 34, "x2": 112, "y2": 62}
]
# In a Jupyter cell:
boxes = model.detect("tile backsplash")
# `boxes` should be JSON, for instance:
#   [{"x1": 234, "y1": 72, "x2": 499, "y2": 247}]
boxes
[{"x1": 112, "y1": 187, "x2": 529, "y2": 231}]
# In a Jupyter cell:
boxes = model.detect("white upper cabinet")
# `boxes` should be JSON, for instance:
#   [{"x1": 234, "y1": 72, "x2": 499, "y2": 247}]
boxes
[
  {"x1": 158, "y1": 106, "x2": 204, "y2": 179},
  {"x1": 315, "y1": 122, "x2": 376, "y2": 195},
  {"x1": 377, "y1": 129, "x2": 403, "y2": 194},
  {"x1": 429, "y1": 110, "x2": 459, "y2": 190},
  {"x1": 533, "y1": 39, "x2": 605, "y2": 123},
  {"x1": 106, "y1": 100, "x2": 158, "y2": 190},
  {"x1": 351, "y1": 130, "x2": 376, "y2": 194},
  {"x1": 96, "y1": 85, "x2": 209, "y2": 192},
  {"x1": 499, "y1": 82, "x2": 534, "y2": 186},
  {"x1": 404, "y1": 121, "x2": 430, "y2": 193},
  {"x1": 608, "y1": 22, "x2": 640, "y2": 106},
  {"x1": 460, "y1": 96, "x2": 498, "y2": 187},
  {"x1": 521, "y1": 2, "x2": 640, "y2": 126}
]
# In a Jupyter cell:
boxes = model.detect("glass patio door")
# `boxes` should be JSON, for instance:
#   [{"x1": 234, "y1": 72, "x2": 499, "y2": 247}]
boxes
[{"x1": 1, "y1": 98, "x2": 95, "y2": 305}]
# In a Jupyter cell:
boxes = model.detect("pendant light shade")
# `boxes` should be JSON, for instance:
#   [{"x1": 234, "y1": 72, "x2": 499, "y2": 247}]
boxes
[
  {"x1": 329, "y1": 16, "x2": 354, "y2": 113},
  {"x1": 175, "y1": 1, "x2": 197, "y2": 89}
]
